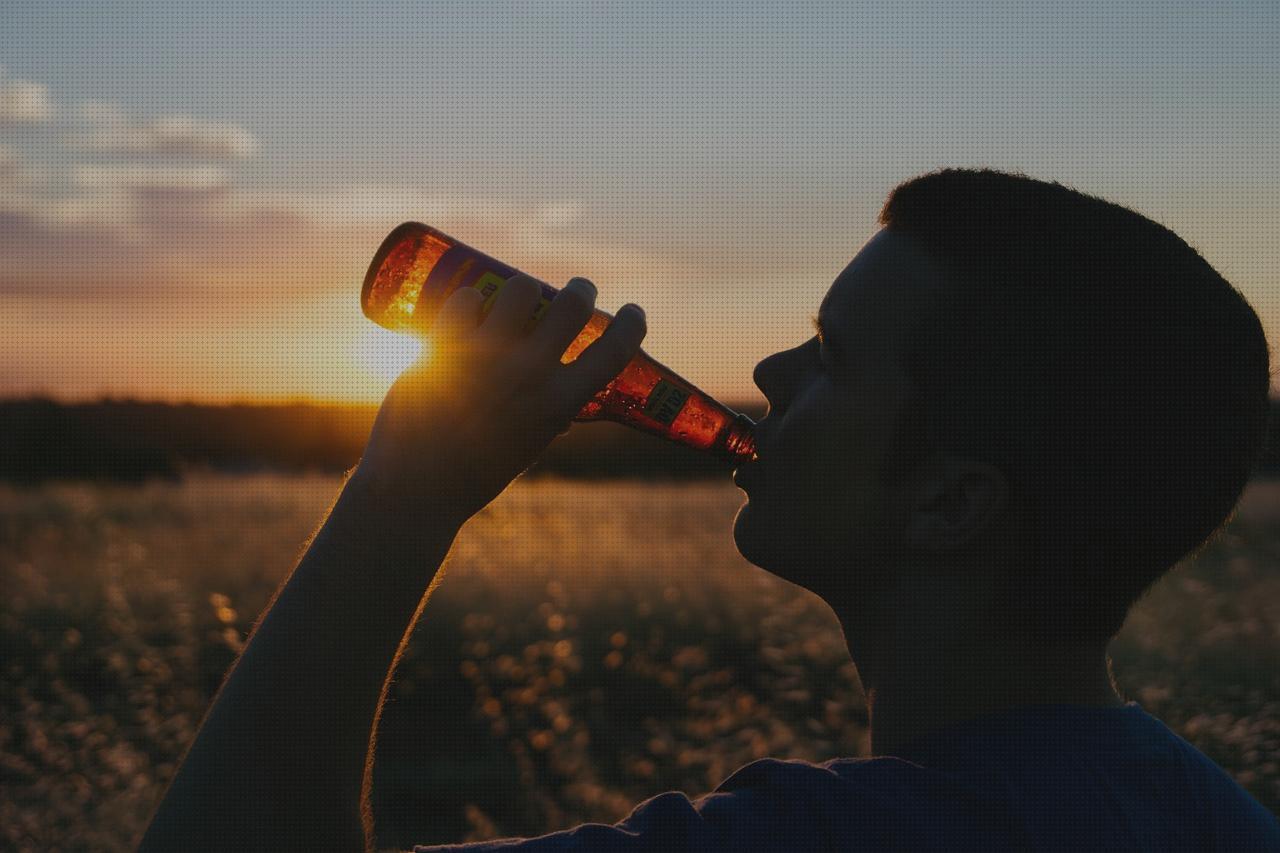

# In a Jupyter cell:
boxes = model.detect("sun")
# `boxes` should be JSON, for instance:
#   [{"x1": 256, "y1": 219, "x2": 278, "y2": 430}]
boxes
[{"x1": 353, "y1": 323, "x2": 426, "y2": 387}]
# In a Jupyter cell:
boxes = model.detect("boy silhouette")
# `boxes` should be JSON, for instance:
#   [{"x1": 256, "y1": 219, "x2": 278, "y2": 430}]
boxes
[{"x1": 140, "y1": 170, "x2": 1280, "y2": 851}]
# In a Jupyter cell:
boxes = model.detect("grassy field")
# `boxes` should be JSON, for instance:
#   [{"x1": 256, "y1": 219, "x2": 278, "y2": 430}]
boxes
[{"x1": 1, "y1": 474, "x2": 1278, "y2": 850}]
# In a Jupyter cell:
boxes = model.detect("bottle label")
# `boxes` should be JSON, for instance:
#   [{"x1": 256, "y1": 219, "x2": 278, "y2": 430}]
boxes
[
  {"x1": 643, "y1": 379, "x2": 690, "y2": 426},
  {"x1": 425, "y1": 245, "x2": 554, "y2": 330}
]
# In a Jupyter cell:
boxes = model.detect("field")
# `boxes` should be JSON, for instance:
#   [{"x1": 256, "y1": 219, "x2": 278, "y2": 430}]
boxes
[{"x1": 2, "y1": 475, "x2": 1278, "y2": 850}]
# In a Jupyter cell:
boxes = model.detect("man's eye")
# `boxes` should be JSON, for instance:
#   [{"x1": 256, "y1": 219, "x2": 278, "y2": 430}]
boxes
[
  {"x1": 819, "y1": 346, "x2": 850, "y2": 380},
  {"x1": 810, "y1": 334, "x2": 842, "y2": 377}
]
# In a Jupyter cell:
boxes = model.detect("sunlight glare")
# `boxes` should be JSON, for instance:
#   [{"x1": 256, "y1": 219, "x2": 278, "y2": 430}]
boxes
[{"x1": 354, "y1": 324, "x2": 426, "y2": 386}]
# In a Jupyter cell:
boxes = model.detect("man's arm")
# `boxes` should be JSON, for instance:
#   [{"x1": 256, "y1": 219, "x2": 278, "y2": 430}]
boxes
[
  {"x1": 138, "y1": 276, "x2": 646, "y2": 852},
  {"x1": 138, "y1": 471, "x2": 460, "y2": 852}
]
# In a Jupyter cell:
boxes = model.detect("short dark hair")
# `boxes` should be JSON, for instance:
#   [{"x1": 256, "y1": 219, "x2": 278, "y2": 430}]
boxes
[{"x1": 879, "y1": 169, "x2": 1272, "y2": 643}]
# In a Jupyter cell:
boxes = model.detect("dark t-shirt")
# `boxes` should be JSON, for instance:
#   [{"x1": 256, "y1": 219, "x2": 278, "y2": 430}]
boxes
[{"x1": 414, "y1": 703, "x2": 1280, "y2": 852}]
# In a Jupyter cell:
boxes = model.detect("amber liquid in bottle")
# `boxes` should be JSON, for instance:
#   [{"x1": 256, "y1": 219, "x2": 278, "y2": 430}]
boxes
[{"x1": 362, "y1": 222, "x2": 757, "y2": 465}]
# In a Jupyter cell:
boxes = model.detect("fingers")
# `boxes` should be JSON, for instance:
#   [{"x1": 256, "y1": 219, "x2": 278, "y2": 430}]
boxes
[
  {"x1": 423, "y1": 275, "x2": 642, "y2": 419},
  {"x1": 476, "y1": 274, "x2": 543, "y2": 347},
  {"x1": 431, "y1": 286, "x2": 485, "y2": 342},
  {"x1": 405, "y1": 286, "x2": 484, "y2": 381},
  {"x1": 528, "y1": 277, "x2": 597, "y2": 364},
  {"x1": 559, "y1": 303, "x2": 646, "y2": 408}
]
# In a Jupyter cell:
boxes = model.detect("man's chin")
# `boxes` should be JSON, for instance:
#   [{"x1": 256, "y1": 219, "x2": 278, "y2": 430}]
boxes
[
  {"x1": 733, "y1": 501, "x2": 852, "y2": 596},
  {"x1": 732, "y1": 500, "x2": 793, "y2": 575},
  {"x1": 731, "y1": 501, "x2": 765, "y2": 566}
]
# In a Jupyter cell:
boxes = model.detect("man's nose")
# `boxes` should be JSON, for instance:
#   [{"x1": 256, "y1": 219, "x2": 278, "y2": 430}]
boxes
[{"x1": 753, "y1": 341, "x2": 812, "y2": 412}]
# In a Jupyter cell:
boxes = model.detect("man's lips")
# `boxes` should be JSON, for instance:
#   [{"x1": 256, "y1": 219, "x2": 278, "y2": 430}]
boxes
[{"x1": 736, "y1": 422, "x2": 770, "y2": 488}]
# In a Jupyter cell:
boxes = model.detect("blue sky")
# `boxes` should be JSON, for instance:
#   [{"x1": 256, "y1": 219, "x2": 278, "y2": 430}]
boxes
[{"x1": 2, "y1": 0, "x2": 1277, "y2": 402}]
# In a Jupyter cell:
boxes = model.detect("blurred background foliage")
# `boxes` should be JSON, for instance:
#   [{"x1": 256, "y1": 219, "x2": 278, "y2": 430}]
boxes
[{"x1": 1, "y1": 474, "x2": 1277, "y2": 850}]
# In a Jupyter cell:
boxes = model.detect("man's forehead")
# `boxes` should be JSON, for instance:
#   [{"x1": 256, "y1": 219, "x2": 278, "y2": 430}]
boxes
[{"x1": 819, "y1": 228, "x2": 948, "y2": 338}]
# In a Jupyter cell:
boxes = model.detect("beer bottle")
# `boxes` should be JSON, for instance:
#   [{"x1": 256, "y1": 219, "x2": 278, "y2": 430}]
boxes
[{"x1": 362, "y1": 222, "x2": 757, "y2": 464}]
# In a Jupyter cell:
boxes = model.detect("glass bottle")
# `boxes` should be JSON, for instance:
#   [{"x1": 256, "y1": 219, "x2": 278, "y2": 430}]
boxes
[{"x1": 362, "y1": 222, "x2": 756, "y2": 464}]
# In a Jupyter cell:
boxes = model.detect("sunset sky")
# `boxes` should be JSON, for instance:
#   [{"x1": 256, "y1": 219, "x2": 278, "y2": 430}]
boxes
[{"x1": 2, "y1": 1, "x2": 1277, "y2": 404}]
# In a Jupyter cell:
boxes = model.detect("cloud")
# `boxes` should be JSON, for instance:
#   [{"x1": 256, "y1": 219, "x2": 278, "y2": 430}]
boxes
[
  {"x1": 0, "y1": 68, "x2": 54, "y2": 124},
  {"x1": 67, "y1": 100, "x2": 258, "y2": 159},
  {"x1": 0, "y1": 177, "x2": 682, "y2": 305},
  {"x1": 535, "y1": 200, "x2": 582, "y2": 228},
  {"x1": 0, "y1": 78, "x2": 306, "y2": 298},
  {"x1": 0, "y1": 145, "x2": 52, "y2": 218},
  {"x1": 0, "y1": 205, "x2": 150, "y2": 294},
  {"x1": 281, "y1": 186, "x2": 459, "y2": 227},
  {"x1": 273, "y1": 187, "x2": 683, "y2": 284},
  {"x1": 0, "y1": 72, "x2": 669, "y2": 305},
  {"x1": 72, "y1": 163, "x2": 231, "y2": 193},
  {"x1": 0, "y1": 144, "x2": 26, "y2": 186},
  {"x1": 0, "y1": 156, "x2": 304, "y2": 295}
]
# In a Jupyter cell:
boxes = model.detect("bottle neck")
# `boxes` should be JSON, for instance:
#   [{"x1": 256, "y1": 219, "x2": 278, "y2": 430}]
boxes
[{"x1": 718, "y1": 413, "x2": 758, "y2": 464}]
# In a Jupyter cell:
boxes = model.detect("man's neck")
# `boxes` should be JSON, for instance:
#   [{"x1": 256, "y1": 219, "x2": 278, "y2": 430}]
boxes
[{"x1": 861, "y1": 642, "x2": 1123, "y2": 757}]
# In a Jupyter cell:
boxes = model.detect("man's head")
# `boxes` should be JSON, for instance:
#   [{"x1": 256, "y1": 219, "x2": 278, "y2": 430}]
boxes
[{"x1": 734, "y1": 169, "x2": 1271, "y2": 652}]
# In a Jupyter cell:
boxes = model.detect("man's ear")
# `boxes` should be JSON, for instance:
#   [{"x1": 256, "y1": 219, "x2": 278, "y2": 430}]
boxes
[{"x1": 904, "y1": 455, "x2": 1009, "y2": 552}]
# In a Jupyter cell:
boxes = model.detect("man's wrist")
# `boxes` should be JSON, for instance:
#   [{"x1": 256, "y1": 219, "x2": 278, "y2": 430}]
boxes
[{"x1": 341, "y1": 464, "x2": 472, "y2": 544}]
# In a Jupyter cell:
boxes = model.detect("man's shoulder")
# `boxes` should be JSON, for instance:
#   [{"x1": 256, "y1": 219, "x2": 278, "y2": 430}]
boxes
[
  {"x1": 413, "y1": 756, "x2": 997, "y2": 853},
  {"x1": 895, "y1": 702, "x2": 1280, "y2": 849},
  {"x1": 710, "y1": 754, "x2": 948, "y2": 809},
  {"x1": 413, "y1": 705, "x2": 1280, "y2": 852},
  {"x1": 714, "y1": 754, "x2": 1024, "y2": 846},
  {"x1": 714, "y1": 754, "x2": 909, "y2": 789},
  {"x1": 702, "y1": 756, "x2": 926, "y2": 821}
]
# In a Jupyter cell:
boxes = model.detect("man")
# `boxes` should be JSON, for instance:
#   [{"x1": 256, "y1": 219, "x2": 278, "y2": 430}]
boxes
[{"x1": 140, "y1": 170, "x2": 1280, "y2": 851}]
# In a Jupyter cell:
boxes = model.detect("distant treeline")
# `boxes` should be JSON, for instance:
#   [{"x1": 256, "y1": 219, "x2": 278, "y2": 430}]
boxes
[
  {"x1": 0, "y1": 398, "x2": 768, "y2": 484},
  {"x1": 2, "y1": 397, "x2": 1278, "y2": 484}
]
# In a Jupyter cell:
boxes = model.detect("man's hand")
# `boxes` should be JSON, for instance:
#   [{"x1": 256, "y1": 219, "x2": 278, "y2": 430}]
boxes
[
  {"x1": 138, "y1": 273, "x2": 645, "y2": 853},
  {"x1": 354, "y1": 274, "x2": 647, "y2": 524}
]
